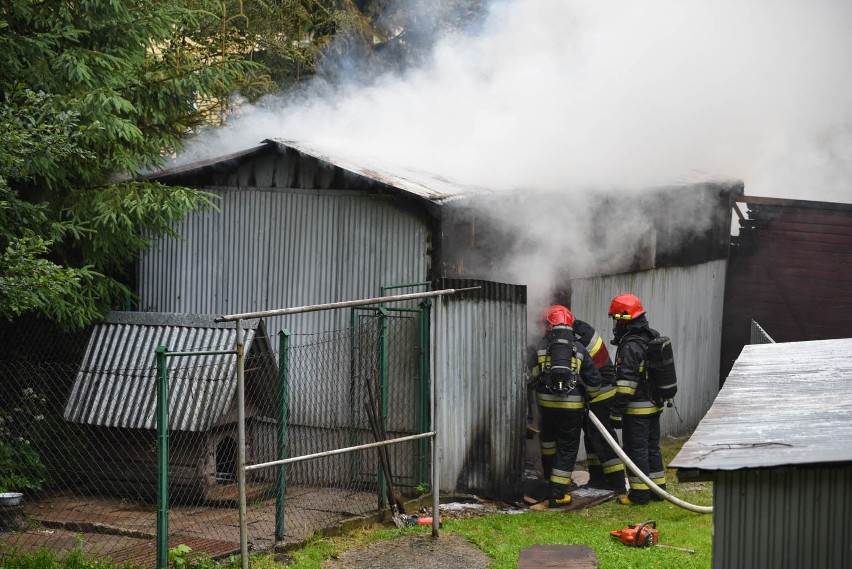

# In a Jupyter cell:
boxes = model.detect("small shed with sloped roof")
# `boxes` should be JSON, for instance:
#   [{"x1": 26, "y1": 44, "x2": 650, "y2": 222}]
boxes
[
  {"x1": 139, "y1": 138, "x2": 743, "y2": 498},
  {"x1": 670, "y1": 338, "x2": 852, "y2": 569},
  {"x1": 63, "y1": 311, "x2": 278, "y2": 502}
]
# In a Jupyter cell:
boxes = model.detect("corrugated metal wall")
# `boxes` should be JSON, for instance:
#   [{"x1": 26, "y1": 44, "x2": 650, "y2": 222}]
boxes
[
  {"x1": 569, "y1": 259, "x2": 727, "y2": 436},
  {"x1": 138, "y1": 186, "x2": 429, "y2": 336},
  {"x1": 137, "y1": 184, "x2": 432, "y2": 488},
  {"x1": 431, "y1": 280, "x2": 527, "y2": 501},
  {"x1": 713, "y1": 466, "x2": 852, "y2": 569}
]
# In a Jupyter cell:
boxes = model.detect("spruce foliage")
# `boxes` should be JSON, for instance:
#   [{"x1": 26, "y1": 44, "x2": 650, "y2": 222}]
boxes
[{"x1": 0, "y1": 0, "x2": 264, "y2": 329}]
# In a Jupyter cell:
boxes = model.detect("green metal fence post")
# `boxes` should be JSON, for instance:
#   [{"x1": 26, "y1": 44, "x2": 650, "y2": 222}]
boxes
[
  {"x1": 275, "y1": 329, "x2": 291, "y2": 542},
  {"x1": 155, "y1": 345, "x2": 169, "y2": 569},
  {"x1": 418, "y1": 298, "x2": 432, "y2": 485}
]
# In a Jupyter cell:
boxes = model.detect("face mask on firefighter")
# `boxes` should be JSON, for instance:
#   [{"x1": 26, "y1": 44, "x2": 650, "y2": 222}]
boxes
[{"x1": 611, "y1": 317, "x2": 628, "y2": 341}]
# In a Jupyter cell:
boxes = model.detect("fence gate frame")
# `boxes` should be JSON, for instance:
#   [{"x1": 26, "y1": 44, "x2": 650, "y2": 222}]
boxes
[
  {"x1": 351, "y1": 281, "x2": 432, "y2": 503},
  {"x1": 153, "y1": 345, "x2": 238, "y2": 569},
  {"x1": 212, "y1": 286, "x2": 477, "y2": 569}
]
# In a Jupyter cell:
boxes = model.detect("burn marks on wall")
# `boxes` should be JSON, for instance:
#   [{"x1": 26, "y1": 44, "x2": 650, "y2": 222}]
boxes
[{"x1": 438, "y1": 181, "x2": 743, "y2": 285}]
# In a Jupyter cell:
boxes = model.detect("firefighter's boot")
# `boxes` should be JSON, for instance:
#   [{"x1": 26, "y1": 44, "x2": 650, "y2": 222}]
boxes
[
  {"x1": 586, "y1": 463, "x2": 607, "y2": 490},
  {"x1": 605, "y1": 472, "x2": 628, "y2": 494},
  {"x1": 615, "y1": 494, "x2": 634, "y2": 506},
  {"x1": 548, "y1": 493, "x2": 572, "y2": 508},
  {"x1": 548, "y1": 482, "x2": 574, "y2": 508}
]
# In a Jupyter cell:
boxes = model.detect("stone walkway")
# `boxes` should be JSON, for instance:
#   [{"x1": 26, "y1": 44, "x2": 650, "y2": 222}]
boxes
[{"x1": 0, "y1": 485, "x2": 377, "y2": 566}]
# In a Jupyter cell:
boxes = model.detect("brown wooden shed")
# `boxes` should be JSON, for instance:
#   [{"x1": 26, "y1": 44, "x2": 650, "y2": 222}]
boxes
[{"x1": 721, "y1": 196, "x2": 852, "y2": 384}]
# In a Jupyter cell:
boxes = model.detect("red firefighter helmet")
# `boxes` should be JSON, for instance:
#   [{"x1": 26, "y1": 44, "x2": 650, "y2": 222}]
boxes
[
  {"x1": 608, "y1": 294, "x2": 645, "y2": 320},
  {"x1": 544, "y1": 305, "x2": 575, "y2": 328}
]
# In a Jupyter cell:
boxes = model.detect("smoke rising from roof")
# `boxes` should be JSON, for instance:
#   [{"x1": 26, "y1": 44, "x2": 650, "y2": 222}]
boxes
[
  {"x1": 176, "y1": 0, "x2": 852, "y2": 325},
  {"x1": 183, "y1": 0, "x2": 852, "y2": 203}
]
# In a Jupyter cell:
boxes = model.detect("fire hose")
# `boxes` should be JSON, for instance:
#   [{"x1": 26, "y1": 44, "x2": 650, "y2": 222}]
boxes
[{"x1": 587, "y1": 411, "x2": 713, "y2": 514}]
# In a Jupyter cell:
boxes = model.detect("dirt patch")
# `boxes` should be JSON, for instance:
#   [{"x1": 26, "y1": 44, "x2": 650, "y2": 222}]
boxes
[
  {"x1": 321, "y1": 532, "x2": 492, "y2": 569},
  {"x1": 318, "y1": 497, "x2": 523, "y2": 569},
  {"x1": 315, "y1": 476, "x2": 612, "y2": 569}
]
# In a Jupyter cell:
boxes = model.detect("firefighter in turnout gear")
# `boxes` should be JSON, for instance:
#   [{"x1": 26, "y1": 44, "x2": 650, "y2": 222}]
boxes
[
  {"x1": 608, "y1": 294, "x2": 667, "y2": 506},
  {"x1": 572, "y1": 319, "x2": 627, "y2": 494},
  {"x1": 529, "y1": 305, "x2": 603, "y2": 508}
]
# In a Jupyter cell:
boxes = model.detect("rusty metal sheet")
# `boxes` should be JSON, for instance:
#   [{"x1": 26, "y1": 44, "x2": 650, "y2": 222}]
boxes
[
  {"x1": 518, "y1": 544, "x2": 598, "y2": 568},
  {"x1": 671, "y1": 338, "x2": 852, "y2": 472},
  {"x1": 528, "y1": 487, "x2": 615, "y2": 512}
]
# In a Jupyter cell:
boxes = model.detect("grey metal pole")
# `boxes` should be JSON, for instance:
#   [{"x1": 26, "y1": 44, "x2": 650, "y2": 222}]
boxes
[
  {"x1": 236, "y1": 320, "x2": 249, "y2": 569},
  {"x1": 275, "y1": 329, "x2": 291, "y2": 543},
  {"x1": 246, "y1": 432, "x2": 435, "y2": 471},
  {"x1": 431, "y1": 332, "x2": 440, "y2": 539},
  {"x1": 214, "y1": 287, "x2": 480, "y2": 322}
]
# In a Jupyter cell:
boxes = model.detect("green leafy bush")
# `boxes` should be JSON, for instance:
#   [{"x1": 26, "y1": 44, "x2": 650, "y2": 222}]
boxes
[
  {"x1": 0, "y1": 387, "x2": 48, "y2": 493},
  {"x1": 169, "y1": 544, "x2": 220, "y2": 569}
]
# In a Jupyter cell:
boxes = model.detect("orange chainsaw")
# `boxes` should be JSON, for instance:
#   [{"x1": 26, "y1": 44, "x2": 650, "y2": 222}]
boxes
[{"x1": 610, "y1": 520, "x2": 695, "y2": 553}]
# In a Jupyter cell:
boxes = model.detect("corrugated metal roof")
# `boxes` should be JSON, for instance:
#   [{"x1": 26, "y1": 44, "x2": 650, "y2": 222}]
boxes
[
  {"x1": 147, "y1": 139, "x2": 489, "y2": 205},
  {"x1": 670, "y1": 338, "x2": 852, "y2": 472},
  {"x1": 64, "y1": 311, "x2": 271, "y2": 432},
  {"x1": 265, "y1": 139, "x2": 490, "y2": 204}
]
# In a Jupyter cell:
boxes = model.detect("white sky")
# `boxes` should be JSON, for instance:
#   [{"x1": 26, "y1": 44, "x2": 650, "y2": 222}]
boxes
[{"x1": 184, "y1": 0, "x2": 852, "y2": 204}]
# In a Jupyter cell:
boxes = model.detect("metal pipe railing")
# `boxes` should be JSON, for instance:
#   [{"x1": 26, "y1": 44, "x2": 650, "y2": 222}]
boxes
[
  {"x1": 213, "y1": 287, "x2": 480, "y2": 322},
  {"x1": 220, "y1": 287, "x2": 479, "y2": 565},
  {"x1": 245, "y1": 432, "x2": 436, "y2": 471}
]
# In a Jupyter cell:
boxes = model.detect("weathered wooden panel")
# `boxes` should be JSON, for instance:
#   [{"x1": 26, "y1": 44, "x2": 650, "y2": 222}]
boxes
[{"x1": 721, "y1": 197, "x2": 852, "y2": 382}]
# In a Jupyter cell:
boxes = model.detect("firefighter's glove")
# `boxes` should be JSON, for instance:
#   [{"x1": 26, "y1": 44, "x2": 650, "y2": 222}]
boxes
[{"x1": 610, "y1": 414, "x2": 623, "y2": 429}]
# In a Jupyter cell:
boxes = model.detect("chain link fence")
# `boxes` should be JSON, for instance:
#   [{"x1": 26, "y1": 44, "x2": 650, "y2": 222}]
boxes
[
  {"x1": 749, "y1": 319, "x2": 775, "y2": 344},
  {"x1": 0, "y1": 303, "x2": 429, "y2": 566}
]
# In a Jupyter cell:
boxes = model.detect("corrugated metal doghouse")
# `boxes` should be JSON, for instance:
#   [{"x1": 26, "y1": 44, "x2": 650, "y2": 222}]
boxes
[{"x1": 63, "y1": 312, "x2": 277, "y2": 502}]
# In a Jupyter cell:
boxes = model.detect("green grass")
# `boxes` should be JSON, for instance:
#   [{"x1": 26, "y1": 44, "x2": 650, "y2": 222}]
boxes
[
  {"x1": 280, "y1": 435, "x2": 713, "y2": 569},
  {"x1": 447, "y1": 484, "x2": 712, "y2": 568},
  {"x1": 0, "y1": 548, "x2": 137, "y2": 569},
  {"x1": 278, "y1": 482, "x2": 712, "y2": 569}
]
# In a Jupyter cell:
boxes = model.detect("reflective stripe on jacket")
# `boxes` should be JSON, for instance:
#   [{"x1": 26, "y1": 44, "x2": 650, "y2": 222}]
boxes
[{"x1": 612, "y1": 330, "x2": 662, "y2": 417}]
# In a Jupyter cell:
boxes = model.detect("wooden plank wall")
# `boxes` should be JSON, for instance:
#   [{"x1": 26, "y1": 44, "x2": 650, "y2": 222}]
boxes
[{"x1": 720, "y1": 197, "x2": 852, "y2": 384}]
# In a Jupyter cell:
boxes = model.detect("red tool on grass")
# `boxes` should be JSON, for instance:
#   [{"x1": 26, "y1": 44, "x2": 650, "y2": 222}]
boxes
[{"x1": 610, "y1": 520, "x2": 696, "y2": 553}]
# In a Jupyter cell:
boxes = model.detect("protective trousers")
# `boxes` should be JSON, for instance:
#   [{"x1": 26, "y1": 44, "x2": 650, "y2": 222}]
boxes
[
  {"x1": 622, "y1": 413, "x2": 666, "y2": 504},
  {"x1": 538, "y1": 403, "x2": 584, "y2": 499},
  {"x1": 584, "y1": 400, "x2": 627, "y2": 493}
]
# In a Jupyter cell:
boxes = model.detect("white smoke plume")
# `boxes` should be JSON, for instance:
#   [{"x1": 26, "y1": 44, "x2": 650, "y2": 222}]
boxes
[
  {"x1": 176, "y1": 0, "x2": 852, "y2": 317},
  {"x1": 182, "y1": 0, "x2": 852, "y2": 202}
]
